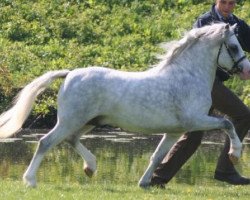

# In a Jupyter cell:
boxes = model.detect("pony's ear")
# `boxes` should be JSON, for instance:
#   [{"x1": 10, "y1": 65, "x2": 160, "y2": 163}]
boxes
[
  {"x1": 223, "y1": 23, "x2": 231, "y2": 40},
  {"x1": 231, "y1": 23, "x2": 237, "y2": 31}
]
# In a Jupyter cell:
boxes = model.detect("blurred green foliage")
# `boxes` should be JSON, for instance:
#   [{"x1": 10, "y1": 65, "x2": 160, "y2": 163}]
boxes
[{"x1": 0, "y1": 0, "x2": 249, "y2": 119}]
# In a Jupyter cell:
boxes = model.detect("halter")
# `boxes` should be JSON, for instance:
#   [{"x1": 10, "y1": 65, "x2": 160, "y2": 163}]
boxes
[{"x1": 216, "y1": 41, "x2": 246, "y2": 75}]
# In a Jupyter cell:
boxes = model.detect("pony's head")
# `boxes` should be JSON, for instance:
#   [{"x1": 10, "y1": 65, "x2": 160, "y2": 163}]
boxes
[
  {"x1": 157, "y1": 23, "x2": 250, "y2": 79},
  {"x1": 216, "y1": 24, "x2": 250, "y2": 79}
]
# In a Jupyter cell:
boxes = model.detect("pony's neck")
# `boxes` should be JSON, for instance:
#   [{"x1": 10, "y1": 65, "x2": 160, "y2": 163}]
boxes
[
  {"x1": 183, "y1": 43, "x2": 219, "y2": 87},
  {"x1": 161, "y1": 42, "x2": 219, "y2": 89}
]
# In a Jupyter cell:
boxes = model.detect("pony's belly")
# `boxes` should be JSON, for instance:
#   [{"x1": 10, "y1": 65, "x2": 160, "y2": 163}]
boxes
[
  {"x1": 106, "y1": 117, "x2": 185, "y2": 134},
  {"x1": 125, "y1": 124, "x2": 186, "y2": 134}
]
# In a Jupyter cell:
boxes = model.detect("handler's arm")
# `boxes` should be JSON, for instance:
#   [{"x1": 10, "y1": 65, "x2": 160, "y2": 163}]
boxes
[{"x1": 237, "y1": 20, "x2": 250, "y2": 52}]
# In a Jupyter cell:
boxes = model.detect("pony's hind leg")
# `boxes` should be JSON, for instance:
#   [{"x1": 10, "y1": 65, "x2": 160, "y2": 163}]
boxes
[
  {"x1": 23, "y1": 122, "x2": 85, "y2": 187},
  {"x1": 67, "y1": 125, "x2": 97, "y2": 177},
  {"x1": 139, "y1": 133, "x2": 169, "y2": 188}
]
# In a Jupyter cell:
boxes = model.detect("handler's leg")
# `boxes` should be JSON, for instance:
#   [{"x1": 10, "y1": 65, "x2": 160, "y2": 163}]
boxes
[{"x1": 212, "y1": 80, "x2": 250, "y2": 185}]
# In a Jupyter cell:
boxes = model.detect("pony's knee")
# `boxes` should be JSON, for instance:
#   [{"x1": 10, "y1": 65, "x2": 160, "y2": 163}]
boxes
[
  {"x1": 223, "y1": 119, "x2": 234, "y2": 130},
  {"x1": 66, "y1": 137, "x2": 78, "y2": 147}
]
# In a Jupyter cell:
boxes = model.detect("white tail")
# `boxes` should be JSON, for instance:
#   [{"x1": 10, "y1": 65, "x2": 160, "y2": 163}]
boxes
[{"x1": 0, "y1": 70, "x2": 70, "y2": 138}]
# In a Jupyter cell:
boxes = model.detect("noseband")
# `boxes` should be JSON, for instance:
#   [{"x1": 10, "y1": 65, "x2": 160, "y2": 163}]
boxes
[{"x1": 216, "y1": 42, "x2": 246, "y2": 75}]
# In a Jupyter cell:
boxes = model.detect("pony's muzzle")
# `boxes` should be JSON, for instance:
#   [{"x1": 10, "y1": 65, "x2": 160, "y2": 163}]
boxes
[
  {"x1": 239, "y1": 68, "x2": 250, "y2": 80},
  {"x1": 238, "y1": 58, "x2": 250, "y2": 80}
]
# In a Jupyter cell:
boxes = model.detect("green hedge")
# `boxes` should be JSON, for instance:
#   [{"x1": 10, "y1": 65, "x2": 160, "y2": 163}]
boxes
[{"x1": 0, "y1": 0, "x2": 249, "y2": 118}]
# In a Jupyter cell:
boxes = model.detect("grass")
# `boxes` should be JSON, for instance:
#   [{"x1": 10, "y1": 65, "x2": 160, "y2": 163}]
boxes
[{"x1": 1, "y1": 179, "x2": 250, "y2": 200}]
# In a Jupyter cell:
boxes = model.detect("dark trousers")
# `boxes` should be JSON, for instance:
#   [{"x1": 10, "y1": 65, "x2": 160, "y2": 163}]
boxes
[{"x1": 152, "y1": 78, "x2": 250, "y2": 183}]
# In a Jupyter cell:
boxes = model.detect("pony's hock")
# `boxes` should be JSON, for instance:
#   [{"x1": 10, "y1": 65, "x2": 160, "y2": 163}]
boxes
[{"x1": 1, "y1": 24, "x2": 250, "y2": 188}]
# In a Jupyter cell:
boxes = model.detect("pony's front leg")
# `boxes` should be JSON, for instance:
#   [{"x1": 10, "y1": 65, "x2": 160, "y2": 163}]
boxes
[
  {"x1": 224, "y1": 120, "x2": 242, "y2": 164},
  {"x1": 139, "y1": 133, "x2": 168, "y2": 188},
  {"x1": 190, "y1": 116, "x2": 242, "y2": 164}
]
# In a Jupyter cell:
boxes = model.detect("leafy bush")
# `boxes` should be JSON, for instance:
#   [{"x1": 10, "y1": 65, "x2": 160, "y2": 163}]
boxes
[{"x1": 0, "y1": 0, "x2": 249, "y2": 120}]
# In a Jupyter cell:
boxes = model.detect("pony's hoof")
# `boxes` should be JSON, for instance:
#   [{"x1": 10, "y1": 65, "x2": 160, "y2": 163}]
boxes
[
  {"x1": 138, "y1": 181, "x2": 150, "y2": 189},
  {"x1": 84, "y1": 167, "x2": 94, "y2": 177},
  {"x1": 228, "y1": 153, "x2": 239, "y2": 165},
  {"x1": 23, "y1": 176, "x2": 37, "y2": 188}
]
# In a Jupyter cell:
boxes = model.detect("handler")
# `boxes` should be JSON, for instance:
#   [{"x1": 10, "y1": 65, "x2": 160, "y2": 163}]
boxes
[{"x1": 150, "y1": 0, "x2": 250, "y2": 187}]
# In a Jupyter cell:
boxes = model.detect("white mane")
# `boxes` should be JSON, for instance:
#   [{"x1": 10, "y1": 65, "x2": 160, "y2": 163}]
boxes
[{"x1": 156, "y1": 23, "x2": 228, "y2": 68}]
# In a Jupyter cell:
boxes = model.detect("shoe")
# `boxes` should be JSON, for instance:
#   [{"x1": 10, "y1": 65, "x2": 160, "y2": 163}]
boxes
[
  {"x1": 150, "y1": 176, "x2": 166, "y2": 189},
  {"x1": 214, "y1": 171, "x2": 250, "y2": 185}
]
